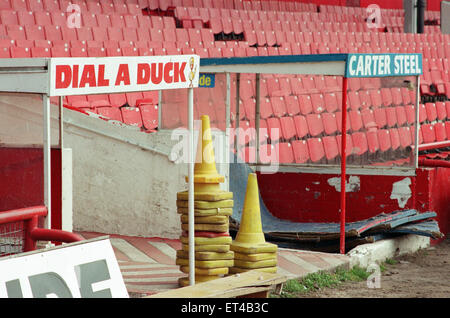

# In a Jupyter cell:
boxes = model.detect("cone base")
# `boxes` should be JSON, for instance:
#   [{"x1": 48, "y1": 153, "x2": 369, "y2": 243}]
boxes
[
  {"x1": 234, "y1": 252, "x2": 277, "y2": 262},
  {"x1": 229, "y1": 266, "x2": 278, "y2": 274},
  {"x1": 177, "y1": 191, "x2": 233, "y2": 202},
  {"x1": 179, "y1": 266, "x2": 229, "y2": 276},
  {"x1": 182, "y1": 244, "x2": 230, "y2": 253},
  {"x1": 176, "y1": 250, "x2": 234, "y2": 260},
  {"x1": 231, "y1": 241, "x2": 278, "y2": 254},
  {"x1": 177, "y1": 207, "x2": 233, "y2": 216},
  {"x1": 178, "y1": 275, "x2": 221, "y2": 287},
  {"x1": 176, "y1": 258, "x2": 234, "y2": 269},
  {"x1": 233, "y1": 258, "x2": 277, "y2": 269}
]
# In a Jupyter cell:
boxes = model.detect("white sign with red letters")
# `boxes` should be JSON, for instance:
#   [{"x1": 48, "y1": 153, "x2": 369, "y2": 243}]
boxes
[{"x1": 49, "y1": 55, "x2": 200, "y2": 96}]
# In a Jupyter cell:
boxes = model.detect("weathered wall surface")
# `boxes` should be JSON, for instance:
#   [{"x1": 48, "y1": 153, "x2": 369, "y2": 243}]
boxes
[{"x1": 64, "y1": 109, "x2": 228, "y2": 239}]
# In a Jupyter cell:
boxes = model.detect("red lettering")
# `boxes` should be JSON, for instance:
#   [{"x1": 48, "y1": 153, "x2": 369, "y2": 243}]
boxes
[
  {"x1": 151, "y1": 63, "x2": 163, "y2": 84},
  {"x1": 137, "y1": 63, "x2": 150, "y2": 85},
  {"x1": 115, "y1": 64, "x2": 130, "y2": 86},
  {"x1": 55, "y1": 65, "x2": 71, "y2": 89},
  {"x1": 174, "y1": 62, "x2": 186, "y2": 83},
  {"x1": 73, "y1": 65, "x2": 79, "y2": 88},
  {"x1": 97, "y1": 64, "x2": 109, "y2": 87},
  {"x1": 79, "y1": 64, "x2": 96, "y2": 88},
  {"x1": 164, "y1": 62, "x2": 173, "y2": 84}
]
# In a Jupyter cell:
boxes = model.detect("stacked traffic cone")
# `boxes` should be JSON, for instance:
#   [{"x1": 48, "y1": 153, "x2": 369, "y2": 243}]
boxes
[
  {"x1": 176, "y1": 115, "x2": 235, "y2": 286},
  {"x1": 230, "y1": 173, "x2": 278, "y2": 274}
]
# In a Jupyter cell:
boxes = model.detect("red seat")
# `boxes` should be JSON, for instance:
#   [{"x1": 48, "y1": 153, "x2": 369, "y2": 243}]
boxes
[
  {"x1": 17, "y1": 11, "x2": 35, "y2": 26},
  {"x1": 398, "y1": 126, "x2": 413, "y2": 148},
  {"x1": 425, "y1": 102, "x2": 437, "y2": 122},
  {"x1": 266, "y1": 117, "x2": 281, "y2": 143},
  {"x1": 271, "y1": 96, "x2": 287, "y2": 117},
  {"x1": 307, "y1": 137, "x2": 325, "y2": 162},
  {"x1": 96, "y1": 107, "x2": 123, "y2": 122},
  {"x1": 385, "y1": 107, "x2": 398, "y2": 128},
  {"x1": 43, "y1": 0, "x2": 60, "y2": 11},
  {"x1": 121, "y1": 107, "x2": 143, "y2": 127},
  {"x1": 416, "y1": 103, "x2": 427, "y2": 124},
  {"x1": 434, "y1": 122, "x2": 447, "y2": 142},
  {"x1": 7, "y1": 25, "x2": 26, "y2": 40},
  {"x1": 380, "y1": 88, "x2": 393, "y2": 107},
  {"x1": 322, "y1": 112, "x2": 338, "y2": 135},
  {"x1": 139, "y1": 103, "x2": 159, "y2": 131},
  {"x1": 390, "y1": 87, "x2": 403, "y2": 106},
  {"x1": 435, "y1": 102, "x2": 447, "y2": 120},
  {"x1": 293, "y1": 115, "x2": 308, "y2": 139},
  {"x1": 277, "y1": 142, "x2": 294, "y2": 163},
  {"x1": 377, "y1": 129, "x2": 392, "y2": 152},
  {"x1": 361, "y1": 109, "x2": 377, "y2": 129},
  {"x1": 369, "y1": 90, "x2": 382, "y2": 108},
  {"x1": 109, "y1": 93, "x2": 127, "y2": 107},
  {"x1": 336, "y1": 134, "x2": 353, "y2": 158},
  {"x1": 10, "y1": 47, "x2": 31, "y2": 58},
  {"x1": 96, "y1": 14, "x2": 112, "y2": 28},
  {"x1": 348, "y1": 110, "x2": 363, "y2": 132},
  {"x1": 61, "y1": 26, "x2": 78, "y2": 41},
  {"x1": 51, "y1": 12, "x2": 67, "y2": 26},
  {"x1": 122, "y1": 28, "x2": 138, "y2": 43},
  {"x1": 306, "y1": 113, "x2": 324, "y2": 137},
  {"x1": 107, "y1": 27, "x2": 123, "y2": 41},
  {"x1": 388, "y1": 128, "x2": 401, "y2": 151},
  {"x1": 298, "y1": 94, "x2": 313, "y2": 115},
  {"x1": 285, "y1": 95, "x2": 300, "y2": 116},
  {"x1": 31, "y1": 47, "x2": 51, "y2": 57},
  {"x1": 395, "y1": 106, "x2": 407, "y2": 127},
  {"x1": 322, "y1": 136, "x2": 339, "y2": 161},
  {"x1": 279, "y1": 116, "x2": 296, "y2": 141},
  {"x1": 351, "y1": 132, "x2": 368, "y2": 156},
  {"x1": 259, "y1": 97, "x2": 274, "y2": 119},
  {"x1": 44, "y1": 25, "x2": 62, "y2": 41},
  {"x1": 0, "y1": 46, "x2": 10, "y2": 58},
  {"x1": 323, "y1": 92, "x2": 338, "y2": 113},
  {"x1": 347, "y1": 91, "x2": 361, "y2": 111},
  {"x1": 421, "y1": 124, "x2": 436, "y2": 144},
  {"x1": 292, "y1": 140, "x2": 309, "y2": 163}
]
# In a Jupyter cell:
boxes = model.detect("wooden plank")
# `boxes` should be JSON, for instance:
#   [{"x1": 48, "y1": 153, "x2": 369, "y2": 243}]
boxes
[{"x1": 146, "y1": 270, "x2": 288, "y2": 298}]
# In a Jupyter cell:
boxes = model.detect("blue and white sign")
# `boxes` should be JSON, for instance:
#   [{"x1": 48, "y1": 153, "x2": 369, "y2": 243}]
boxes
[{"x1": 346, "y1": 53, "x2": 422, "y2": 78}]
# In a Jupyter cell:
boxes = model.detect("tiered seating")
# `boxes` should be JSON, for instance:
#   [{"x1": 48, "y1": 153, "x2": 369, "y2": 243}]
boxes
[{"x1": 0, "y1": 0, "x2": 448, "y2": 161}]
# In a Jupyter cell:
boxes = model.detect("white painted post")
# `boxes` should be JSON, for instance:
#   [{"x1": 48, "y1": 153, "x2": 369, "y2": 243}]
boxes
[
  {"x1": 187, "y1": 87, "x2": 195, "y2": 286},
  {"x1": 43, "y1": 94, "x2": 51, "y2": 229}
]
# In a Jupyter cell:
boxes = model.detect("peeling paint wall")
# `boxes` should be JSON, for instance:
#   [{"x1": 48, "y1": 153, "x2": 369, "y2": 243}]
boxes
[
  {"x1": 327, "y1": 176, "x2": 361, "y2": 192},
  {"x1": 390, "y1": 178, "x2": 412, "y2": 208}
]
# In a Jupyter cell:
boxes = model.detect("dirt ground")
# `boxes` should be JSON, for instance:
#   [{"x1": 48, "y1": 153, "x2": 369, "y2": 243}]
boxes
[{"x1": 301, "y1": 238, "x2": 450, "y2": 298}]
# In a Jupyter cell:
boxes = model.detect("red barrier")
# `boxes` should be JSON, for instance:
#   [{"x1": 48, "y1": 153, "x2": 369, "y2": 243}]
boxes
[
  {"x1": 419, "y1": 158, "x2": 450, "y2": 168},
  {"x1": 0, "y1": 205, "x2": 83, "y2": 256}
]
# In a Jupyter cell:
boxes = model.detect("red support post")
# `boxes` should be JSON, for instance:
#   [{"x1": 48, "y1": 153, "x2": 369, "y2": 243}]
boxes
[{"x1": 340, "y1": 77, "x2": 348, "y2": 255}]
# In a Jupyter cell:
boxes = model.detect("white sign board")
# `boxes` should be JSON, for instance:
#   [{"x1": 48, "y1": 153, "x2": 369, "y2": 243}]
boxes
[
  {"x1": 0, "y1": 237, "x2": 128, "y2": 298},
  {"x1": 49, "y1": 55, "x2": 200, "y2": 96}
]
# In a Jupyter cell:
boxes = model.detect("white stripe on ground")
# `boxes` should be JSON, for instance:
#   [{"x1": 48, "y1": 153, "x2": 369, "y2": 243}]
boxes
[
  {"x1": 275, "y1": 266, "x2": 297, "y2": 278},
  {"x1": 110, "y1": 238, "x2": 157, "y2": 263},
  {"x1": 281, "y1": 252, "x2": 322, "y2": 273},
  {"x1": 147, "y1": 241, "x2": 178, "y2": 259},
  {"x1": 317, "y1": 254, "x2": 349, "y2": 268}
]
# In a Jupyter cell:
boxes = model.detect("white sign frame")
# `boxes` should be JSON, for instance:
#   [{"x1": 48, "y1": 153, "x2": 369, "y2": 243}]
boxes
[
  {"x1": 0, "y1": 237, "x2": 128, "y2": 298},
  {"x1": 49, "y1": 55, "x2": 200, "y2": 96}
]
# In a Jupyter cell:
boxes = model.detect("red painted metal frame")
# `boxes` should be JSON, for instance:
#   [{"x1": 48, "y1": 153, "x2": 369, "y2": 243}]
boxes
[
  {"x1": 418, "y1": 158, "x2": 450, "y2": 168},
  {"x1": 0, "y1": 205, "x2": 83, "y2": 254},
  {"x1": 340, "y1": 77, "x2": 349, "y2": 254},
  {"x1": 418, "y1": 140, "x2": 450, "y2": 152}
]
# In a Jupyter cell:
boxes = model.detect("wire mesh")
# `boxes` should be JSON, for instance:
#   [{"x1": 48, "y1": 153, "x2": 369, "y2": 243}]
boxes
[{"x1": 0, "y1": 221, "x2": 25, "y2": 257}]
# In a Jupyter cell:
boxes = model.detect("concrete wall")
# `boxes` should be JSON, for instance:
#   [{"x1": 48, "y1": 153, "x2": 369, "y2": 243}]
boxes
[{"x1": 63, "y1": 108, "x2": 228, "y2": 239}]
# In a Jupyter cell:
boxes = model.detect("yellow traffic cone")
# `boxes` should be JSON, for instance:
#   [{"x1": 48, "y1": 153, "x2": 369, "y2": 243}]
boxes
[
  {"x1": 231, "y1": 173, "x2": 278, "y2": 254},
  {"x1": 186, "y1": 115, "x2": 225, "y2": 193}
]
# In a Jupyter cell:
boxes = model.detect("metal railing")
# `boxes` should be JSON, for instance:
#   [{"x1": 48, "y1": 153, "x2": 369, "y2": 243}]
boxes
[{"x1": 0, "y1": 206, "x2": 83, "y2": 257}]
